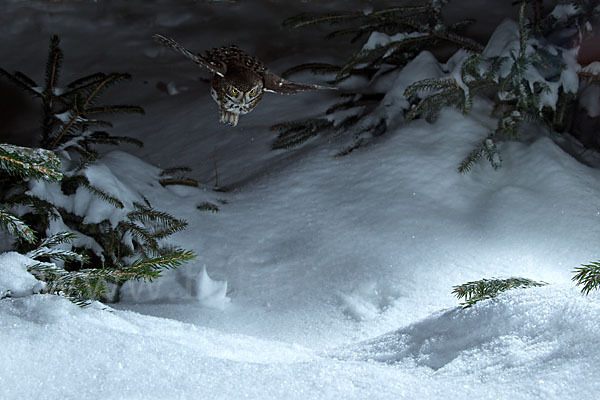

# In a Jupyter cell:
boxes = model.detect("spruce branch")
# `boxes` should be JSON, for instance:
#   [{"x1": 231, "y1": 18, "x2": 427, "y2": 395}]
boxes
[
  {"x1": 61, "y1": 175, "x2": 125, "y2": 209},
  {"x1": 44, "y1": 35, "x2": 63, "y2": 97},
  {"x1": 0, "y1": 68, "x2": 41, "y2": 98},
  {"x1": 131, "y1": 249, "x2": 196, "y2": 274},
  {"x1": 159, "y1": 177, "x2": 199, "y2": 187},
  {"x1": 79, "y1": 131, "x2": 144, "y2": 148},
  {"x1": 150, "y1": 219, "x2": 188, "y2": 239},
  {"x1": 28, "y1": 262, "x2": 107, "y2": 306},
  {"x1": 458, "y1": 136, "x2": 502, "y2": 173},
  {"x1": 197, "y1": 202, "x2": 220, "y2": 213},
  {"x1": 117, "y1": 221, "x2": 159, "y2": 251},
  {"x1": 573, "y1": 262, "x2": 600, "y2": 295},
  {"x1": 78, "y1": 73, "x2": 134, "y2": 110},
  {"x1": 105, "y1": 250, "x2": 196, "y2": 282},
  {"x1": 83, "y1": 105, "x2": 145, "y2": 116},
  {"x1": 0, "y1": 144, "x2": 63, "y2": 182},
  {"x1": 27, "y1": 246, "x2": 86, "y2": 263},
  {"x1": 404, "y1": 77, "x2": 461, "y2": 98},
  {"x1": 160, "y1": 167, "x2": 192, "y2": 176},
  {"x1": 0, "y1": 208, "x2": 37, "y2": 244},
  {"x1": 127, "y1": 203, "x2": 187, "y2": 230},
  {"x1": 453, "y1": 277, "x2": 547, "y2": 307},
  {"x1": 127, "y1": 203, "x2": 176, "y2": 224},
  {"x1": 27, "y1": 231, "x2": 87, "y2": 264},
  {"x1": 271, "y1": 119, "x2": 333, "y2": 150},
  {"x1": 0, "y1": 35, "x2": 196, "y2": 306},
  {"x1": 38, "y1": 231, "x2": 77, "y2": 248}
]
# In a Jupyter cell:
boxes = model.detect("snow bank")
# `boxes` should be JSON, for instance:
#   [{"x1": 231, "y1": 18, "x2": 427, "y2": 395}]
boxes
[
  {"x1": 2, "y1": 286, "x2": 599, "y2": 399},
  {"x1": 336, "y1": 285, "x2": 600, "y2": 370},
  {"x1": 0, "y1": 252, "x2": 43, "y2": 298}
]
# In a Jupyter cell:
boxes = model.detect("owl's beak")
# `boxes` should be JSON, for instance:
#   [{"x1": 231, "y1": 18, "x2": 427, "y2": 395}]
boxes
[{"x1": 241, "y1": 99, "x2": 246, "y2": 106}]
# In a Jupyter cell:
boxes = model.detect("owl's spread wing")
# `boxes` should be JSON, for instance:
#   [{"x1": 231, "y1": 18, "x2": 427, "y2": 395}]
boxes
[
  {"x1": 263, "y1": 71, "x2": 337, "y2": 94},
  {"x1": 153, "y1": 34, "x2": 227, "y2": 77}
]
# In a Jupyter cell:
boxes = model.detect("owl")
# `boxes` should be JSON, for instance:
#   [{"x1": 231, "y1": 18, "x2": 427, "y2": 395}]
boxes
[{"x1": 153, "y1": 34, "x2": 335, "y2": 126}]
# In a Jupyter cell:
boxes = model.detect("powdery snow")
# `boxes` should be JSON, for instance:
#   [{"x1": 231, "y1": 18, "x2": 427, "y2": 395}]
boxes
[
  {"x1": 1, "y1": 287, "x2": 599, "y2": 399},
  {"x1": 0, "y1": 252, "x2": 44, "y2": 299},
  {"x1": 1, "y1": 1, "x2": 599, "y2": 399}
]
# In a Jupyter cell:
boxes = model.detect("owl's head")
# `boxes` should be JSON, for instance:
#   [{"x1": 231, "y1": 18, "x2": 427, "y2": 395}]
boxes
[
  {"x1": 223, "y1": 83, "x2": 263, "y2": 105},
  {"x1": 221, "y1": 68, "x2": 264, "y2": 111}
]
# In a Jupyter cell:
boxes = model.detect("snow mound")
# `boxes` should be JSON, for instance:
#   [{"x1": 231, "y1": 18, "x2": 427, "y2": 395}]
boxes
[
  {"x1": 0, "y1": 252, "x2": 43, "y2": 298},
  {"x1": 28, "y1": 151, "x2": 161, "y2": 227},
  {"x1": 334, "y1": 285, "x2": 600, "y2": 375},
  {"x1": 2, "y1": 287, "x2": 599, "y2": 399},
  {"x1": 0, "y1": 295, "x2": 317, "y2": 399},
  {"x1": 184, "y1": 265, "x2": 230, "y2": 309}
]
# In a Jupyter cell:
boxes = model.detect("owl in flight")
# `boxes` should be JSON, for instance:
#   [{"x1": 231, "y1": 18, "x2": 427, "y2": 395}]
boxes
[{"x1": 153, "y1": 34, "x2": 335, "y2": 127}]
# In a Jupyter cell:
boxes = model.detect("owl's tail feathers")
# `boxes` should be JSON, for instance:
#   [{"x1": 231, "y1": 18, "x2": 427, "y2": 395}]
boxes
[
  {"x1": 153, "y1": 34, "x2": 227, "y2": 77},
  {"x1": 263, "y1": 71, "x2": 337, "y2": 95}
]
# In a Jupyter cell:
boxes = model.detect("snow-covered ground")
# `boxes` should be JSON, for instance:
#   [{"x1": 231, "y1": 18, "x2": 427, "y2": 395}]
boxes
[{"x1": 1, "y1": 1, "x2": 600, "y2": 399}]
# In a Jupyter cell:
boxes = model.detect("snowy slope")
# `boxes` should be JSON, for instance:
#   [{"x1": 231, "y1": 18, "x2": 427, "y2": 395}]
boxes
[
  {"x1": 2, "y1": 287, "x2": 599, "y2": 399},
  {"x1": 1, "y1": 1, "x2": 600, "y2": 399}
]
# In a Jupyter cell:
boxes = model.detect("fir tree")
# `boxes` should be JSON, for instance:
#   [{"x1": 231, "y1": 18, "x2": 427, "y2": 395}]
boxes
[
  {"x1": 453, "y1": 277, "x2": 547, "y2": 308},
  {"x1": 0, "y1": 35, "x2": 144, "y2": 160},
  {"x1": 273, "y1": 0, "x2": 482, "y2": 153},
  {"x1": 0, "y1": 35, "x2": 195, "y2": 304},
  {"x1": 404, "y1": 0, "x2": 580, "y2": 172},
  {"x1": 283, "y1": 0, "x2": 482, "y2": 82}
]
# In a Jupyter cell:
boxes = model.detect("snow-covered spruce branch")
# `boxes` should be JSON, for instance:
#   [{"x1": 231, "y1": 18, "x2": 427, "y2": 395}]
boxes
[
  {"x1": 0, "y1": 35, "x2": 196, "y2": 306},
  {"x1": 102, "y1": 250, "x2": 196, "y2": 283},
  {"x1": 0, "y1": 143, "x2": 64, "y2": 244},
  {"x1": 0, "y1": 209, "x2": 37, "y2": 244},
  {"x1": 27, "y1": 246, "x2": 86, "y2": 264},
  {"x1": 275, "y1": 0, "x2": 481, "y2": 154},
  {"x1": 0, "y1": 144, "x2": 62, "y2": 182},
  {"x1": 404, "y1": 0, "x2": 580, "y2": 172},
  {"x1": 27, "y1": 262, "x2": 108, "y2": 306},
  {"x1": 23, "y1": 231, "x2": 194, "y2": 305},
  {"x1": 453, "y1": 277, "x2": 547, "y2": 308},
  {"x1": 60, "y1": 174, "x2": 125, "y2": 209},
  {"x1": 457, "y1": 137, "x2": 501, "y2": 174},
  {"x1": 29, "y1": 250, "x2": 195, "y2": 305},
  {"x1": 404, "y1": 77, "x2": 470, "y2": 122}
]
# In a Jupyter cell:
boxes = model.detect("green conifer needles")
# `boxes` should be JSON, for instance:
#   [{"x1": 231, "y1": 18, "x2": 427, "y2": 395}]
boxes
[
  {"x1": 453, "y1": 277, "x2": 547, "y2": 308},
  {"x1": 0, "y1": 144, "x2": 63, "y2": 244},
  {"x1": 283, "y1": 1, "x2": 482, "y2": 81},
  {"x1": 276, "y1": 1, "x2": 481, "y2": 154},
  {"x1": 0, "y1": 36, "x2": 195, "y2": 305},
  {"x1": 0, "y1": 144, "x2": 62, "y2": 182},
  {"x1": 573, "y1": 263, "x2": 600, "y2": 295},
  {"x1": 271, "y1": 119, "x2": 333, "y2": 150},
  {"x1": 404, "y1": 77, "x2": 470, "y2": 122},
  {"x1": 0, "y1": 35, "x2": 144, "y2": 156},
  {"x1": 0, "y1": 209, "x2": 37, "y2": 244},
  {"x1": 404, "y1": 1, "x2": 566, "y2": 172}
]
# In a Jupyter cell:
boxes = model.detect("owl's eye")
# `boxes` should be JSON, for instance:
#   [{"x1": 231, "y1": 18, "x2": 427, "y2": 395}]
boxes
[
  {"x1": 230, "y1": 88, "x2": 239, "y2": 95},
  {"x1": 249, "y1": 88, "x2": 256, "y2": 96}
]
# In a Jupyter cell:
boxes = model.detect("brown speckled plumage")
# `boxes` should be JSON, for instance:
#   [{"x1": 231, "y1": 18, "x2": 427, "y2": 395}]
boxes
[{"x1": 153, "y1": 34, "x2": 335, "y2": 127}]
